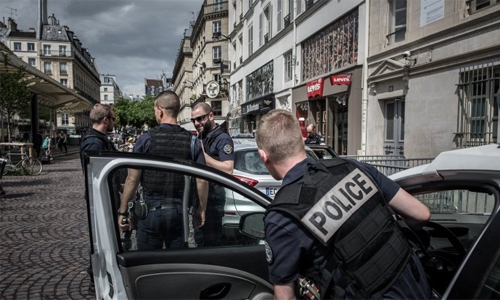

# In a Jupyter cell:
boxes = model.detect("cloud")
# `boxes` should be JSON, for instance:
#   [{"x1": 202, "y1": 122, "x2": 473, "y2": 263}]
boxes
[{"x1": 1, "y1": 0, "x2": 201, "y2": 97}]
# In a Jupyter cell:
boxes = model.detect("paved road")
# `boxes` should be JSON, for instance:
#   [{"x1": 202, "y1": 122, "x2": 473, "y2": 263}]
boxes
[{"x1": 0, "y1": 147, "x2": 95, "y2": 300}]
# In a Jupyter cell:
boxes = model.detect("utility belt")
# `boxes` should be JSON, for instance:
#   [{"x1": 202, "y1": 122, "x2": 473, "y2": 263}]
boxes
[{"x1": 134, "y1": 191, "x2": 181, "y2": 219}]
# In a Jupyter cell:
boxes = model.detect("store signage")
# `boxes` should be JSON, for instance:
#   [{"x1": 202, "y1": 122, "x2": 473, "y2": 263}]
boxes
[
  {"x1": 244, "y1": 103, "x2": 260, "y2": 113},
  {"x1": 330, "y1": 74, "x2": 351, "y2": 85},
  {"x1": 306, "y1": 78, "x2": 324, "y2": 99}
]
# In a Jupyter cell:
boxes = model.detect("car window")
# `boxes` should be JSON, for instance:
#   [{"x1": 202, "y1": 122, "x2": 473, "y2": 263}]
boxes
[
  {"x1": 415, "y1": 189, "x2": 494, "y2": 214},
  {"x1": 313, "y1": 148, "x2": 335, "y2": 159},
  {"x1": 109, "y1": 165, "x2": 265, "y2": 252},
  {"x1": 234, "y1": 150, "x2": 268, "y2": 175}
]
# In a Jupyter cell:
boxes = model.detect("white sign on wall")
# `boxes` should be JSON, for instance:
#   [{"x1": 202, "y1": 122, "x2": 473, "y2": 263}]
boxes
[{"x1": 420, "y1": 0, "x2": 445, "y2": 27}]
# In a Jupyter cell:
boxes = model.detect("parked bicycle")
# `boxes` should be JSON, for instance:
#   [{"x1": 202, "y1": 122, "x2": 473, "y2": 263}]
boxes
[{"x1": 2, "y1": 152, "x2": 43, "y2": 176}]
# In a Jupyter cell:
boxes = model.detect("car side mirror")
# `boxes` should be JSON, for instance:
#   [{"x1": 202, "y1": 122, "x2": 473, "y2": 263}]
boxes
[{"x1": 239, "y1": 212, "x2": 266, "y2": 239}]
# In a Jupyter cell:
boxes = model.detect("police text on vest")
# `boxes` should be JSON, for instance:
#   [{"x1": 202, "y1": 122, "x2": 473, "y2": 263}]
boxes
[{"x1": 301, "y1": 169, "x2": 378, "y2": 243}]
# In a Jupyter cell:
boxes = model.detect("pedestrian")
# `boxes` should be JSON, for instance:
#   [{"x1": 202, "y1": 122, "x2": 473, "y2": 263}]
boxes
[
  {"x1": 33, "y1": 131, "x2": 43, "y2": 158},
  {"x1": 305, "y1": 123, "x2": 325, "y2": 145},
  {"x1": 79, "y1": 103, "x2": 117, "y2": 290},
  {"x1": 41, "y1": 132, "x2": 52, "y2": 158},
  {"x1": 117, "y1": 91, "x2": 208, "y2": 250},
  {"x1": 60, "y1": 131, "x2": 68, "y2": 153},
  {"x1": 191, "y1": 102, "x2": 234, "y2": 246},
  {"x1": 255, "y1": 109, "x2": 431, "y2": 299}
]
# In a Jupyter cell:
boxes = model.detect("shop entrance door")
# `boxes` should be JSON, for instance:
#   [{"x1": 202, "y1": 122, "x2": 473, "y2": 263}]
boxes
[{"x1": 383, "y1": 99, "x2": 405, "y2": 156}]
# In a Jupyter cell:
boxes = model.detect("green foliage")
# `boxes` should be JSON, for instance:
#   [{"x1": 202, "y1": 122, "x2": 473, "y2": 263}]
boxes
[
  {"x1": 112, "y1": 95, "x2": 156, "y2": 131},
  {"x1": 0, "y1": 52, "x2": 33, "y2": 141}
]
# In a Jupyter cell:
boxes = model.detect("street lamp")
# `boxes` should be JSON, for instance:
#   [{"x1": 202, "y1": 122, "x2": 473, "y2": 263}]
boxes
[{"x1": 212, "y1": 32, "x2": 230, "y2": 40}]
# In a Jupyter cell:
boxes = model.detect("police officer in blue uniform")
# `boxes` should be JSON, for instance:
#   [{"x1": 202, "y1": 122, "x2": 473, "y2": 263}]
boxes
[
  {"x1": 117, "y1": 91, "x2": 208, "y2": 250},
  {"x1": 305, "y1": 123, "x2": 325, "y2": 145},
  {"x1": 191, "y1": 102, "x2": 234, "y2": 246},
  {"x1": 255, "y1": 109, "x2": 431, "y2": 300}
]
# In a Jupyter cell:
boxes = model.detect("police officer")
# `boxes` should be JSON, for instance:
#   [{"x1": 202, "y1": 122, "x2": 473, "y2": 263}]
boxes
[
  {"x1": 191, "y1": 102, "x2": 234, "y2": 246},
  {"x1": 117, "y1": 91, "x2": 208, "y2": 250},
  {"x1": 255, "y1": 109, "x2": 431, "y2": 299},
  {"x1": 305, "y1": 123, "x2": 325, "y2": 145}
]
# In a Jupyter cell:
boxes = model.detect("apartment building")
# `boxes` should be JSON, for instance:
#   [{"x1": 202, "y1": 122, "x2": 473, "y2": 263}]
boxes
[
  {"x1": 229, "y1": 0, "x2": 367, "y2": 154},
  {"x1": 4, "y1": 0, "x2": 99, "y2": 135},
  {"x1": 100, "y1": 74, "x2": 122, "y2": 105},
  {"x1": 188, "y1": 0, "x2": 231, "y2": 127},
  {"x1": 367, "y1": 0, "x2": 500, "y2": 158}
]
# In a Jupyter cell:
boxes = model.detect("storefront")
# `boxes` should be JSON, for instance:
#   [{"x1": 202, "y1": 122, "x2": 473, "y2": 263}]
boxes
[
  {"x1": 292, "y1": 67, "x2": 362, "y2": 155},
  {"x1": 241, "y1": 96, "x2": 275, "y2": 133}
]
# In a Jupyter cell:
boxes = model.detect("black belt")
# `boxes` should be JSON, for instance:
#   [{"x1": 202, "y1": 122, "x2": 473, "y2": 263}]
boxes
[{"x1": 148, "y1": 203, "x2": 177, "y2": 212}]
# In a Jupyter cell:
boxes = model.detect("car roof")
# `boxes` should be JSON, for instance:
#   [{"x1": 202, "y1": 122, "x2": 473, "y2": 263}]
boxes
[{"x1": 390, "y1": 143, "x2": 500, "y2": 181}]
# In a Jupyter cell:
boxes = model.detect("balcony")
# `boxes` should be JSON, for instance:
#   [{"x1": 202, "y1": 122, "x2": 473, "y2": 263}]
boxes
[
  {"x1": 239, "y1": 56, "x2": 243, "y2": 64},
  {"x1": 306, "y1": 0, "x2": 316, "y2": 10},
  {"x1": 264, "y1": 33, "x2": 269, "y2": 44}
]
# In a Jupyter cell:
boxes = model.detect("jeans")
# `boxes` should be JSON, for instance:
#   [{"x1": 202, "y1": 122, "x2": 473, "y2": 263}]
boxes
[{"x1": 136, "y1": 194, "x2": 184, "y2": 250}]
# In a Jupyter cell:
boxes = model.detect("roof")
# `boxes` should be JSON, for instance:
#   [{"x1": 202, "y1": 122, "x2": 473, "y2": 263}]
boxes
[
  {"x1": 145, "y1": 78, "x2": 163, "y2": 87},
  {"x1": 0, "y1": 43, "x2": 93, "y2": 113}
]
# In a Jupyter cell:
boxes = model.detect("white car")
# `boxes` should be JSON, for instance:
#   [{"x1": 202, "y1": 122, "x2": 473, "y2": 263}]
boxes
[{"x1": 84, "y1": 143, "x2": 500, "y2": 299}]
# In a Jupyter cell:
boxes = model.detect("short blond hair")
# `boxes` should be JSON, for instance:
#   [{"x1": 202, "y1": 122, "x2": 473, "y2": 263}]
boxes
[
  {"x1": 90, "y1": 104, "x2": 113, "y2": 124},
  {"x1": 256, "y1": 109, "x2": 305, "y2": 164}
]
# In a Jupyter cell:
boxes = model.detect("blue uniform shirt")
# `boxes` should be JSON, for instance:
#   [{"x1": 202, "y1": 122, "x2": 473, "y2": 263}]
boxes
[
  {"x1": 265, "y1": 158, "x2": 430, "y2": 299},
  {"x1": 133, "y1": 124, "x2": 206, "y2": 165},
  {"x1": 203, "y1": 124, "x2": 234, "y2": 162}
]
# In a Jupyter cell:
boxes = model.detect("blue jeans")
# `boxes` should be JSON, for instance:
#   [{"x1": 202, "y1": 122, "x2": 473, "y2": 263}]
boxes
[{"x1": 136, "y1": 194, "x2": 184, "y2": 250}]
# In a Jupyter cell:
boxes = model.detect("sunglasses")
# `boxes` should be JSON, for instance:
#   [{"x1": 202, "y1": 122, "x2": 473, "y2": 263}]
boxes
[
  {"x1": 190, "y1": 113, "x2": 209, "y2": 123},
  {"x1": 108, "y1": 116, "x2": 116, "y2": 121}
]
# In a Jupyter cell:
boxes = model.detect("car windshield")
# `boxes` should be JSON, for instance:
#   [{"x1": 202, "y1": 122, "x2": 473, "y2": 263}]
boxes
[{"x1": 234, "y1": 148, "x2": 318, "y2": 175}]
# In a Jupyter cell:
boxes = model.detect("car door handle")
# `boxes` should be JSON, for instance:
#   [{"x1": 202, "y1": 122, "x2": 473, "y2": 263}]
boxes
[{"x1": 199, "y1": 282, "x2": 231, "y2": 299}]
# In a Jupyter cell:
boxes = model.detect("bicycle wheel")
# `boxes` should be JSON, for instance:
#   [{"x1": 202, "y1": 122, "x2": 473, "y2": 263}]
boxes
[
  {"x1": 2, "y1": 163, "x2": 14, "y2": 176},
  {"x1": 21, "y1": 158, "x2": 43, "y2": 176}
]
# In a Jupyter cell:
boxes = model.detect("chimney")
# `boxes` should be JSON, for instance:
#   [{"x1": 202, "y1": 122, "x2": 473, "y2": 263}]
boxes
[
  {"x1": 7, "y1": 18, "x2": 17, "y2": 31},
  {"x1": 37, "y1": 0, "x2": 48, "y2": 40}
]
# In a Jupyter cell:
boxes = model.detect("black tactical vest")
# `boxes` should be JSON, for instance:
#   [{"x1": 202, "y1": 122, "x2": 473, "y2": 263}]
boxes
[
  {"x1": 269, "y1": 158, "x2": 410, "y2": 299},
  {"x1": 142, "y1": 126, "x2": 192, "y2": 195}
]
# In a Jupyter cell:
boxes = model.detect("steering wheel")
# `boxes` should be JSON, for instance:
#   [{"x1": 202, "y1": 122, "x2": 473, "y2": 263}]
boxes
[{"x1": 418, "y1": 221, "x2": 467, "y2": 296}]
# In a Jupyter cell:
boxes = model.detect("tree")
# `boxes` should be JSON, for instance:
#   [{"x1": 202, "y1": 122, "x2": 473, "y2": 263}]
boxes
[
  {"x1": 112, "y1": 95, "x2": 156, "y2": 132},
  {"x1": 0, "y1": 52, "x2": 32, "y2": 142}
]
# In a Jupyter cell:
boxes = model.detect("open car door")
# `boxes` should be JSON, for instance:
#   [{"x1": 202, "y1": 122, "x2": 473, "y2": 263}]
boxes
[{"x1": 84, "y1": 151, "x2": 273, "y2": 300}]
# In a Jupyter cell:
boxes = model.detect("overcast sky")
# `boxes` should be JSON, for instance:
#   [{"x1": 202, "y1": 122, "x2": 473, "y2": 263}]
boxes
[{"x1": 1, "y1": 0, "x2": 202, "y2": 98}]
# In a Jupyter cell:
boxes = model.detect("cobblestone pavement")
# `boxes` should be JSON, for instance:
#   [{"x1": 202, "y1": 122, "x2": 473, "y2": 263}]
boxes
[{"x1": 0, "y1": 148, "x2": 96, "y2": 300}]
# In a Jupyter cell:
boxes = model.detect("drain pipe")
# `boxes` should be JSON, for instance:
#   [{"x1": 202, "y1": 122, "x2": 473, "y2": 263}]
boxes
[{"x1": 361, "y1": 0, "x2": 370, "y2": 155}]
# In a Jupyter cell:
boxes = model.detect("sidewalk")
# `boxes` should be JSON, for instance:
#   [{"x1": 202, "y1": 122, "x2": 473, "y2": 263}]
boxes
[{"x1": 0, "y1": 150, "x2": 95, "y2": 299}]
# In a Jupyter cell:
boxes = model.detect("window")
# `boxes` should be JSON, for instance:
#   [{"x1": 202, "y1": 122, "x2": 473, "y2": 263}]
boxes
[
  {"x1": 213, "y1": 46, "x2": 222, "y2": 61},
  {"x1": 284, "y1": 50, "x2": 293, "y2": 82},
  {"x1": 296, "y1": 0, "x2": 303, "y2": 15},
  {"x1": 14, "y1": 42, "x2": 21, "y2": 51},
  {"x1": 259, "y1": 14, "x2": 263, "y2": 47},
  {"x1": 457, "y1": 63, "x2": 499, "y2": 146},
  {"x1": 469, "y1": 0, "x2": 500, "y2": 13},
  {"x1": 104, "y1": 87, "x2": 108, "y2": 92},
  {"x1": 211, "y1": 100, "x2": 222, "y2": 116},
  {"x1": 62, "y1": 113, "x2": 69, "y2": 125},
  {"x1": 43, "y1": 45, "x2": 51, "y2": 56},
  {"x1": 248, "y1": 25, "x2": 253, "y2": 56},
  {"x1": 264, "y1": 6, "x2": 272, "y2": 43},
  {"x1": 27, "y1": 43, "x2": 35, "y2": 51},
  {"x1": 214, "y1": 0, "x2": 223, "y2": 12},
  {"x1": 387, "y1": 0, "x2": 407, "y2": 45},
  {"x1": 60, "y1": 62, "x2": 67, "y2": 75},
  {"x1": 28, "y1": 58, "x2": 36, "y2": 66},
  {"x1": 59, "y1": 45, "x2": 67, "y2": 56},
  {"x1": 44, "y1": 62, "x2": 52, "y2": 74},
  {"x1": 213, "y1": 21, "x2": 221, "y2": 34},
  {"x1": 60, "y1": 79, "x2": 67, "y2": 87},
  {"x1": 104, "y1": 95, "x2": 109, "y2": 101}
]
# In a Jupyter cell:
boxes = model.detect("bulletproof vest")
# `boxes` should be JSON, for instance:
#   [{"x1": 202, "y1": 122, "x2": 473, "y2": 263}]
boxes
[
  {"x1": 269, "y1": 158, "x2": 411, "y2": 299},
  {"x1": 203, "y1": 126, "x2": 225, "y2": 160},
  {"x1": 142, "y1": 126, "x2": 192, "y2": 195}
]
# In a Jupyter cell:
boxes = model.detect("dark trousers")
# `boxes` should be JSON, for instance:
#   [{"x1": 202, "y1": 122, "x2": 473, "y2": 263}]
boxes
[
  {"x1": 194, "y1": 202, "x2": 224, "y2": 246},
  {"x1": 136, "y1": 196, "x2": 184, "y2": 250}
]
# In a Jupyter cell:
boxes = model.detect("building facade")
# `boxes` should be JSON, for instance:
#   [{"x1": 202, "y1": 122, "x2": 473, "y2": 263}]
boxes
[
  {"x1": 100, "y1": 74, "x2": 122, "y2": 105},
  {"x1": 229, "y1": 0, "x2": 367, "y2": 154},
  {"x1": 4, "y1": 0, "x2": 99, "y2": 135},
  {"x1": 367, "y1": 0, "x2": 500, "y2": 158}
]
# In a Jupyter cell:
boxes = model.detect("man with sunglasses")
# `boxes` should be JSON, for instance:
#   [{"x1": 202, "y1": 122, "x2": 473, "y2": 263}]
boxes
[
  {"x1": 118, "y1": 91, "x2": 208, "y2": 250},
  {"x1": 191, "y1": 102, "x2": 234, "y2": 246}
]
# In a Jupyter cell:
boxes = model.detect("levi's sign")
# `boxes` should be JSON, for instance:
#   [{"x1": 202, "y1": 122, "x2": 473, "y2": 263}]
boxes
[
  {"x1": 330, "y1": 75, "x2": 351, "y2": 85},
  {"x1": 306, "y1": 78, "x2": 324, "y2": 99},
  {"x1": 301, "y1": 169, "x2": 377, "y2": 243}
]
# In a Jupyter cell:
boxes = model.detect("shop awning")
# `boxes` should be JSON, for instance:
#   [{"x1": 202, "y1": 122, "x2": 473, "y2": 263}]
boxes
[{"x1": 0, "y1": 44, "x2": 94, "y2": 113}]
